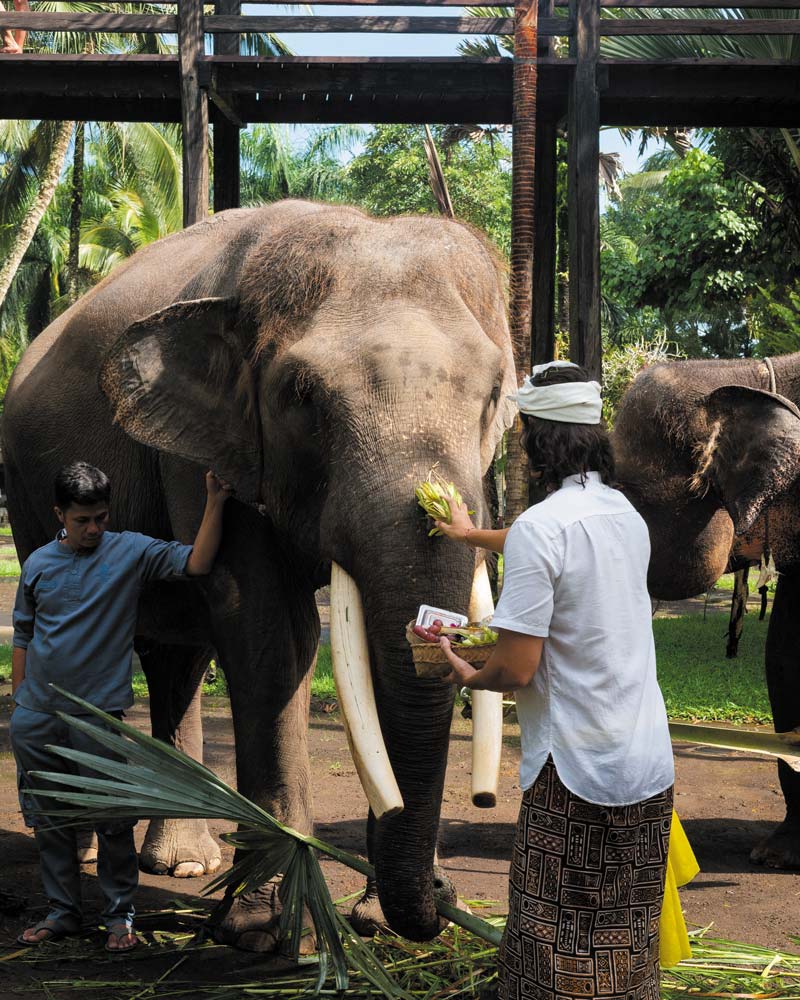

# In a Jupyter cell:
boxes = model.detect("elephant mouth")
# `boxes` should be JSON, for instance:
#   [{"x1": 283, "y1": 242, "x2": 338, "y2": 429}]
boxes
[{"x1": 329, "y1": 561, "x2": 503, "y2": 820}]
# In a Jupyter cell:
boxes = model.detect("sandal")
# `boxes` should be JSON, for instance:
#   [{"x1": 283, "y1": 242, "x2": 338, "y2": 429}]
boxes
[
  {"x1": 104, "y1": 923, "x2": 139, "y2": 953},
  {"x1": 16, "y1": 917, "x2": 79, "y2": 947}
]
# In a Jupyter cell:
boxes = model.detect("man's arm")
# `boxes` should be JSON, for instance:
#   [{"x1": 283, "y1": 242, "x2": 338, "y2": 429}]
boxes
[
  {"x1": 435, "y1": 497, "x2": 509, "y2": 554},
  {"x1": 439, "y1": 629, "x2": 544, "y2": 692},
  {"x1": 12, "y1": 647, "x2": 26, "y2": 696},
  {"x1": 185, "y1": 471, "x2": 234, "y2": 576}
]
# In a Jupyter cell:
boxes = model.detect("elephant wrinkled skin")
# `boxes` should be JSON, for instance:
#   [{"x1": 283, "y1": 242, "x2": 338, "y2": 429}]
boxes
[
  {"x1": 614, "y1": 355, "x2": 800, "y2": 869},
  {"x1": 2, "y1": 201, "x2": 517, "y2": 949}
]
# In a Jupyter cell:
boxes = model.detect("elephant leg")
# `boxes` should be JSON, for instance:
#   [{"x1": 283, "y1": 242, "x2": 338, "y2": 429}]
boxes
[
  {"x1": 350, "y1": 812, "x2": 386, "y2": 936},
  {"x1": 207, "y1": 576, "x2": 320, "y2": 952},
  {"x1": 136, "y1": 639, "x2": 222, "y2": 878},
  {"x1": 751, "y1": 572, "x2": 800, "y2": 869}
]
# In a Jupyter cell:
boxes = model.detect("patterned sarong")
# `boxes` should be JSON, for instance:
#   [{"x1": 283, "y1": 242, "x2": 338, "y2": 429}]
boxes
[{"x1": 499, "y1": 758, "x2": 673, "y2": 1000}]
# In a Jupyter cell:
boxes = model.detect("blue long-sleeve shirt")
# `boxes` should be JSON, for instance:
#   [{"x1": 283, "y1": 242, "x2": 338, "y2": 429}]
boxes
[{"x1": 13, "y1": 530, "x2": 193, "y2": 714}]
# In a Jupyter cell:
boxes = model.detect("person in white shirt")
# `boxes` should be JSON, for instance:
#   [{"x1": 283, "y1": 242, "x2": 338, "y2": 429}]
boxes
[{"x1": 436, "y1": 361, "x2": 674, "y2": 1000}]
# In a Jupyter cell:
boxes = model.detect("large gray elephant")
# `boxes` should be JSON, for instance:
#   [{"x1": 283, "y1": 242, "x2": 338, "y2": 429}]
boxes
[
  {"x1": 2, "y1": 200, "x2": 517, "y2": 948},
  {"x1": 613, "y1": 355, "x2": 800, "y2": 868}
]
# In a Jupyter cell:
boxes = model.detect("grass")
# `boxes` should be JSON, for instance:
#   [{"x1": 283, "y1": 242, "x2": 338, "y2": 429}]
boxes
[
  {"x1": 712, "y1": 572, "x2": 776, "y2": 595},
  {"x1": 654, "y1": 613, "x2": 772, "y2": 724},
  {"x1": 0, "y1": 524, "x2": 12, "y2": 537},
  {"x1": 0, "y1": 554, "x2": 20, "y2": 577},
  {"x1": 131, "y1": 644, "x2": 337, "y2": 701}
]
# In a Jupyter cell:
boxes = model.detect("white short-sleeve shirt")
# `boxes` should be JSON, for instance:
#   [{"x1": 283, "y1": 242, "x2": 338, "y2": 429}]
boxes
[{"x1": 491, "y1": 472, "x2": 674, "y2": 805}]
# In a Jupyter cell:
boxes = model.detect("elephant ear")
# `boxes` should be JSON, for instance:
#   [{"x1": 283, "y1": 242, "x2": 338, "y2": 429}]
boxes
[
  {"x1": 701, "y1": 385, "x2": 800, "y2": 534},
  {"x1": 99, "y1": 297, "x2": 262, "y2": 503}
]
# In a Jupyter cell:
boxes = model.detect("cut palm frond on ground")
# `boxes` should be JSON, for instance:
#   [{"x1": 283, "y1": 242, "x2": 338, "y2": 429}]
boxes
[
  {"x1": 25, "y1": 687, "x2": 500, "y2": 995},
  {"x1": 668, "y1": 721, "x2": 800, "y2": 771}
]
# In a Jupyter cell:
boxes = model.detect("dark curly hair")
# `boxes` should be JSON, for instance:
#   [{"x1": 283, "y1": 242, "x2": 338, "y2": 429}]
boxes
[{"x1": 520, "y1": 365, "x2": 615, "y2": 492}]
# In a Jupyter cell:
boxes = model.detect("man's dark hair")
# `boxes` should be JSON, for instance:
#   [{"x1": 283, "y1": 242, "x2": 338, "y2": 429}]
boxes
[
  {"x1": 520, "y1": 364, "x2": 615, "y2": 492},
  {"x1": 54, "y1": 462, "x2": 111, "y2": 510}
]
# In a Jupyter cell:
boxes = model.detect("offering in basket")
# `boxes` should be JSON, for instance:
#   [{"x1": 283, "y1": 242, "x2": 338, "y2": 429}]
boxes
[{"x1": 405, "y1": 605, "x2": 498, "y2": 679}]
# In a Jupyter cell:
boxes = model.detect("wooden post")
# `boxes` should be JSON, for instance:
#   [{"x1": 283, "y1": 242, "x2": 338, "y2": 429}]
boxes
[
  {"x1": 532, "y1": 0, "x2": 557, "y2": 368},
  {"x1": 179, "y1": 0, "x2": 209, "y2": 226},
  {"x1": 506, "y1": 0, "x2": 539, "y2": 526},
  {"x1": 567, "y1": 0, "x2": 601, "y2": 380},
  {"x1": 213, "y1": 0, "x2": 240, "y2": 213}
]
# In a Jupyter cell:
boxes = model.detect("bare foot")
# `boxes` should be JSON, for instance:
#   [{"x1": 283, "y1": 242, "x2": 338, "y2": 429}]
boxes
[{"x1": 0, "y1": 42, "x2": 23, "y2": 53}]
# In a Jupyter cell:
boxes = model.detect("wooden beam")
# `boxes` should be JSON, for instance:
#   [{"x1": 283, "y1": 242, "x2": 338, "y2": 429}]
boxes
[
  {"x1": 179, "y1": 0, "x2": 209, "y2": 226},
  {"x1": 0, "y1": 12, "x2": 176, "y2": 31},
  {"x1": 205, "y1": 15, "x2": 570, "y2": 34},
  {"x1": 567, "y1": 0, "x2": 601, "y2": 381},
  {"x1": 597, "y1": 0, "x2": 800, "y2": 6},
  {"x1": 213, "y1": 0, "x2": 241, "y2": 214},
  {"x1": 600, "y1": 18, "x2": 800, "y2": 33},
  {"x1": 533, "y1": 0, "x2": 557, "y2": 370}
]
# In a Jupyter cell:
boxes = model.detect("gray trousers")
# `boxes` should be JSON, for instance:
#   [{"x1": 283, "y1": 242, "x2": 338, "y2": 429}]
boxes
[{"x1": 10, "y1": 704, "x2": 138, "y2": 929}]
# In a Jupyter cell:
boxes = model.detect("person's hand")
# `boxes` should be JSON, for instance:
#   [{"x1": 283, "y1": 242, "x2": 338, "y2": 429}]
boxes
[
  {"x1": 206, "y1": 470, "x2": 234, "y2": 504},
  {"x1": 438, "y1": 636, "x2": 479, "y2": 686},
  {"x1": 434, "y1": 496, "x2": 476, "y2": 543}
]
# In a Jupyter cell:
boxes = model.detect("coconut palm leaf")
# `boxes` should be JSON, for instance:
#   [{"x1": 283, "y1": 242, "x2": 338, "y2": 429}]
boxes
[
  {"x1": 26, "y1": 687, "x2": 501, "y2": 994},
  {"x1": 668, "y1": 722, "x2": 800, "y2": 769}
]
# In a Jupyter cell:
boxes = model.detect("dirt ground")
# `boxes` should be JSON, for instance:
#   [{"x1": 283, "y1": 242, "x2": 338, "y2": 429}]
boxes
[
  {"x1": 0, "y1": 690, "x2": 797, "y2": 998},
  {"x1": 0, "y1": 548, "x2": 796, "y2": 997}
]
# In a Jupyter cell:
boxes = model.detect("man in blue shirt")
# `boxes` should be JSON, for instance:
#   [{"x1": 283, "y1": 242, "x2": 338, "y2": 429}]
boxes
[{"x1": 10, "y1": 461, "x2": 231, "y2": 951}]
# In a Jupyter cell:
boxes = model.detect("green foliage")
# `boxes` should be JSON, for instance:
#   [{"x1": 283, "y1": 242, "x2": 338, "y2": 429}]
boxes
[
  {"x1": 344, "y1": 124, "x2": 512, "y2": 258},
  {"x1": 654, "y1": 614, "x2": 772, "y2": 725},
  {"x1": 602, "y1": 150, "x2": 763, "y2": 356},
  {"x1": 601, "y1": 335, "x2": 684, "y2": 426}
]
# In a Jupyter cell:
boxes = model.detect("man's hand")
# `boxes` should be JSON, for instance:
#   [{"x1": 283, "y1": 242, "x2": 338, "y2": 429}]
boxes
[
  {"x1": 206, "y1": 470, "x2": 234, "y2": 503},
  {"x1": 434, "y1": 496, "x2": 476, "y2": 543},
  {"x1": 439, "y1": 636, "x2": 480, "y2": 686}
]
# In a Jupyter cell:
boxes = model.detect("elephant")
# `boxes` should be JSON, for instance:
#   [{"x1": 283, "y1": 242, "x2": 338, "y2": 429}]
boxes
[
  {"x1": 2, "y1": 200, "x2": 517, "y2": 949},
  {"x1": 613, "y1": 354, "x2": 800, "y2": 869}
]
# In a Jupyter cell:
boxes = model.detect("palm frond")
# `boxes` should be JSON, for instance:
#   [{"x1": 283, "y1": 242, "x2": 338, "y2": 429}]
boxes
[{"x1": 27, "y1": 687, "x2": 502, "y2": 995}]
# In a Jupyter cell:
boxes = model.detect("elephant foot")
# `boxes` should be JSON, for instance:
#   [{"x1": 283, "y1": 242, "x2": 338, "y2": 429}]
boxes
[
  {"x1": 750, "y1": 818, "x2": 800, "y2": 869},
  {"x1": 76, "y1": 826, "x2": 98, "y2": 865},
  {"x1": 350, "y1": 880, "x2": 387, "y2": 937},
  {"x1": 211, "y1": 882, "x2": 317, "y2": 954},
  {"x1": 139, "y1": 817, "x2": 221, "y2": 878}
]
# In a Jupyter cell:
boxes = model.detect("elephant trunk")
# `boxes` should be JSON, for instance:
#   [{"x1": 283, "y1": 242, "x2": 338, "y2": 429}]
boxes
[{"x1": 329, "y1": 488, "x2": 479, "y2": 940}]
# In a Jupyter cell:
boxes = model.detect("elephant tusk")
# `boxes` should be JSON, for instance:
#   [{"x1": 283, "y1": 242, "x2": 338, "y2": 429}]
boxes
[
  {"x1": 330, "y1": 562, "x2": 404, "y2": 821},
  {"x1": 468, "y1": 560, "x2": 503, "y2": 808}
]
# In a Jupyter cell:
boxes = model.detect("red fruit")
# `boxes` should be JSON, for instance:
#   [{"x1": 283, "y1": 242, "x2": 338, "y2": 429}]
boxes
[
  {"x1": 429, "y1": 620, "x2": 443, "y2": 635},
  {"x1": 412, "y1": 624, "x2": 438, "y2": 643}
]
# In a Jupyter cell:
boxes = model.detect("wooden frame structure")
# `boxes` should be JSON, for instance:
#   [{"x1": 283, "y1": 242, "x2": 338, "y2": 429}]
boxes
[{"x1": 1, "y1": 1, "x2": 799, "y2": 378}]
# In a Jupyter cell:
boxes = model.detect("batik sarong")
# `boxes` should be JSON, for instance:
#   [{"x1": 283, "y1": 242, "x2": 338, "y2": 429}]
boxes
[{"x1": 499, "y1": 757, "x2": 673, "y2": 1000}]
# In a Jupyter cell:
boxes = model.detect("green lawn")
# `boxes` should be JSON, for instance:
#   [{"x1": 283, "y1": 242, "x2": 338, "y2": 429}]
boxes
[
  {"x1": 654, "y1": 614, "x2": 771, "y2": 724},
  {"x1": 1, "y1": 615, "x2": 770, "y2": 725},
  {"x1": 0, "y1": 525, "x2": 12, "y2": 537},
  {"x1": 130, "y1": 644, "x2": 337, "y2": 701},
  {"x1": 0, "y1": 555, "x2": 20, "y2": 577}
]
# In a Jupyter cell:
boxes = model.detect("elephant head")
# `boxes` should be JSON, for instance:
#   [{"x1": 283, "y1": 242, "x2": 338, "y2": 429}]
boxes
[
  {"x1": 98, "y1": 204, "x2": 517, "y2": 940},
  {"x1": 613, "y1": 358, "x2": 800, "y2": 599}
]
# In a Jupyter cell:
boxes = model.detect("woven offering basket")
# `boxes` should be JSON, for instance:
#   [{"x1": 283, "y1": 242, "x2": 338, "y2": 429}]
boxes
[{"x1": 405, "y1": 621, "x2": 496, "y2": 679}]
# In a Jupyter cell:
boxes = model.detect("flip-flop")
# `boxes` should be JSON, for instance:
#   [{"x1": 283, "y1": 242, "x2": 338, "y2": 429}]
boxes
[
  {"x1": 104, "y1": 924, "x2": 139, "y2": 954},
  {"x1": 16, "y1": 918, "x2": 79, "y2": 947}
]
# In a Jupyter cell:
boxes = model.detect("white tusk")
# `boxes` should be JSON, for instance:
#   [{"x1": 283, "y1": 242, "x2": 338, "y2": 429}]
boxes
[
  {"x1": 330, "y1": 562, "x2": 404, "y2": 820},
  {"x1": 468, "y1": 560, "x2": 503, "y2": 808}
]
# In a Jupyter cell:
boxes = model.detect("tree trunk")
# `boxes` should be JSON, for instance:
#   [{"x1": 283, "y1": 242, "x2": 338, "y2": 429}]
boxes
[
  {"x1": 0, "y1": 120, "x2": 74, "y2": 309},
  {"x1": 66, "y1": 121, "x2": 85, "y2": 305},
  {"x1": 506, "y1": 0, "x2": 539, "y2": 525}
]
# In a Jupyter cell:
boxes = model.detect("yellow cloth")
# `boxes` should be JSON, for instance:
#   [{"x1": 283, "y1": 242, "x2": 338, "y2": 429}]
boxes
[{"x1": 659, "y1": 810, "x2": 700, "y2": 968}]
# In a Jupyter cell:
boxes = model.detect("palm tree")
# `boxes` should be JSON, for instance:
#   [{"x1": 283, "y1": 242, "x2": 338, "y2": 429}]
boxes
[{"x1": 0, "y1": 2, "x2": 294, "y2": 313}]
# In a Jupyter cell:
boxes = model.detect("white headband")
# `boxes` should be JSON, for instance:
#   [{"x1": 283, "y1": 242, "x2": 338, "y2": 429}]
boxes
[{"x1": 508, "y1": 362, "x2": 603, "y2": 424}]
